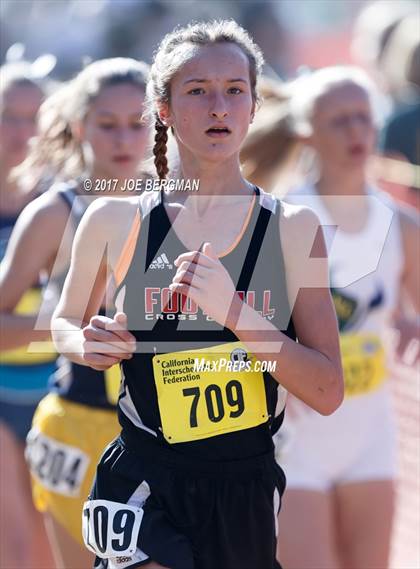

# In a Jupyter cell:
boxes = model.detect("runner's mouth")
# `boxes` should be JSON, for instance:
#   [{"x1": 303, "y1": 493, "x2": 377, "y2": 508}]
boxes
[{"x1": 205, "y1": 126, "x2": 231, "y2": 137}]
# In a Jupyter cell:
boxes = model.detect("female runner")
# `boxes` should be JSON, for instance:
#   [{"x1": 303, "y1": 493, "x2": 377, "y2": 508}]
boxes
[
  {"x1": 0, "y1": 63, "x2": 54, "y2": 568},
  {"x1": 276, "y1": 66, "x2": 419, "y2": 569},
  {"x1": 0, "y1": 58, "x2": 150, "y2": 568},
  {"x1": 52, "y1": 21, "x2": 343, "y2": 569}
]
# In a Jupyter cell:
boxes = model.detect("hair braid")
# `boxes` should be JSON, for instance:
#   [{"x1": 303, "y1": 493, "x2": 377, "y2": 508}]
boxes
[{"x1": 153, "y1": 119, "x2": 169, "y2": 180}]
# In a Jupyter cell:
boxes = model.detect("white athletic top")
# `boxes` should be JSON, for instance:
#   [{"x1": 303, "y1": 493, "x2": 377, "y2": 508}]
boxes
[
  {"x1": 287, "y1": 184, "x2": 403, "y2": 343},
  {"x1": 276, "y1": 185, "x2": 405, "y2": 486}
]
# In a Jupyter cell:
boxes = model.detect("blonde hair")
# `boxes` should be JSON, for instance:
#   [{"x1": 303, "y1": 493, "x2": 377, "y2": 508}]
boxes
[
  {"x1": 146, "y1": 19, "x2": 264, "y2": 179},
  {"x1": 11, "y1": 84, "x2": 72, "y2": 187},
  {"x1": 240, "y1": 78, "x2": 299, "y2": 190},
  {"x1": 14, "y1": 58, "x2": 149, "y2": 185},
  {"x1": 289, "y1": 66, "x2": 384, "y2": 137}
]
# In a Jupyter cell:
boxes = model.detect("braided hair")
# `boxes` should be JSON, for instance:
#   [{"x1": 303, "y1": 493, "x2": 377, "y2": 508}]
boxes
[{"x1": 153, "y1": 119, "x2": 169, "y2": 180}]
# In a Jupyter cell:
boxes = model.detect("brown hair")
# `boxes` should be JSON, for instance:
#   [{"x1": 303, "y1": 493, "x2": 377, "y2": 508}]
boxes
[
  {"x1": 146, "y1": 19, "x2": 264, "y2": 179},
  {"x1": 11, "y1": 84, "x2": 71, "y2": 189}
]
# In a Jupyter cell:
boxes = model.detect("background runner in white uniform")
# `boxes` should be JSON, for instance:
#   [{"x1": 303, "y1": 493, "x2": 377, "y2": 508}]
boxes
[
  {"x1": 279, "y1": 184, "x2": 402, "y2": 486},
  {"x1": 275, "y1": 66, "x2": 419, "y2": 569}
]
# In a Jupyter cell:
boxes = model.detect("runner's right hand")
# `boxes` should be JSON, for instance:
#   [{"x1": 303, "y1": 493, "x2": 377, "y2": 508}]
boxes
[{"x1": 81, "y1": 312, "x2": 136, "y2": 370}]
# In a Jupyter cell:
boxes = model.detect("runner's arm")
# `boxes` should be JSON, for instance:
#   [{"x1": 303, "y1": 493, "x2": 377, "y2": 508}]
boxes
[
  {"x1": 392, "y1": 205, "x2": 420, "y2": 359},
  {"x1": 51, "y1": 198, "x2": 137, "y2": 368},
  {"x1": 0, "y1": 196, "x2": 66, "y2": 350},
  {"x1": 230, "y1": 204, "x2": 343, "y2": 415},
  {"x1": 399, "y1": 205, "x2": 420, "y2": 312}
]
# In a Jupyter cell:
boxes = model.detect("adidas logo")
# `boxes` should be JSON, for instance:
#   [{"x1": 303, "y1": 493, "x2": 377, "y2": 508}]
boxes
[
  {"x1": 116, "y1": 556, "x2": 132, "y2": 564},
  {"x1": 149, "y1": 253, "x2": 173, "y2": 270}
]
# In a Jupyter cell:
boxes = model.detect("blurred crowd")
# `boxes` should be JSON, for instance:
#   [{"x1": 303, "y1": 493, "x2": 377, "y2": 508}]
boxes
[{"x1": 0, "y1": 1, "x2": 419, "y2": 568}]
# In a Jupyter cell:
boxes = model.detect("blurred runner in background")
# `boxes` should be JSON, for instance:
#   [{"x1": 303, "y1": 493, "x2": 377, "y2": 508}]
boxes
[
  {"x1": 275, "y1": 66, "x2": 419, "y2": 569},
  {"x1": 379, "y1": 13, "x2": 419, "y2": 210},
  {"x1": 352, "y1": 3, "x2": 419, "y2": 211},
  {"x1": 0, "y1": 58, "x2": 150, "y2": 568},
  {"x1": 0, "y1": 61, "x2": 55, "y2": 569}
]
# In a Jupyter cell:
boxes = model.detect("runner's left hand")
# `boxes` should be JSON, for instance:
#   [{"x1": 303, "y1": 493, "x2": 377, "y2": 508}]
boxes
[{"x1": 170, "y1": 242, "x2": 241, "y2": 329}]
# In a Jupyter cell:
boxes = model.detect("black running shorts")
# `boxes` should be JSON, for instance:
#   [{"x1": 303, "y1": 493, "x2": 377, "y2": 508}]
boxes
[{"x1": 83, "y1": 436, "x2": 285, "y2": 569}]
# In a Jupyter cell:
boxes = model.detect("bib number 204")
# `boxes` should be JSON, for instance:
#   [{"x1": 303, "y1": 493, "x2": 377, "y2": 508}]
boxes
[
  {"x1": 183, "y1": 380, "x2": 244, "y2": 428},
  {"x1": 26, "y1": 429, "x2": 89, "y2": 496}
]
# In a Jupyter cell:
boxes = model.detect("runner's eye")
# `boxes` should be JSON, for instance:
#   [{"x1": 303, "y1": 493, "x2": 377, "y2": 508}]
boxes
[
  {"x1": 187, "y1": 88, "x2": 205, "y2": 95},
  {"x1": 227, "y1": 87, "x2": 243, "y2": 95},
  {"x1": 131, "y1": 122, "x2": 145, "y2": 130},
  {"x1": 356, "y1": 112, "x2": 372, "y2": 125},
  {"x1": 331, "y1": 116, "x2": 349, "y2": 129}
]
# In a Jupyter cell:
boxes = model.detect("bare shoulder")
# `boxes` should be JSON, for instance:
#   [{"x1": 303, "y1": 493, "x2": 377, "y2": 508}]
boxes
[
  {"x1": 5, "y1": 190, "x2": 73, "y2": 257},
  {"x1": 278, "y1": 201, "x2": 328, "y2": 267},
  {"x1": 0, "y1": 190, "x2": 77, "y2": 282},
  {"x1": 279, "y1": 200, "x2": 322, "y2": 241},
  {"x1": 17, "y1": 188, "x2": 70, "y2": 229},
  {"x1": 80, "y1": 196, "x2": 139, "y2": 240},
  {"x1": 73, "y1": 196, "x2": 141, "y2": 273}
]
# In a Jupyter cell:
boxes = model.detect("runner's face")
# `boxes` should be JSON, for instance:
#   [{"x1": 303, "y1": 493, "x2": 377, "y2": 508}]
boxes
[
  {"x1": 309, "y1": 84, "x2": 375, "y2": 172},
  {"x1": 0, "y1": 84, "x2": 43, "y2": 168},
  {"x1": 81, "y1": 83, "x2": 148, "y2": 180},
  {"x1": 163, "y1": 43, "x2": 255, "y2": 164}
]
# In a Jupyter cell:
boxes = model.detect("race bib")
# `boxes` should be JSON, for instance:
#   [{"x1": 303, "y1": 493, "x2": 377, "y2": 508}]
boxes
[
  {"x1": 26, "y1": 429, "x2": 89, "y2": 496},
  {"x1": 152, "y1": 341, "x2": 268, "y2": 443},
  {"x1": 104, "y1": 365, "x2": 121, "y2": 405},
  {"x1": 341, "y1": 334, "x2": 387, "y2": 398},
  {"x1": 83, "y1": 499, "x2": 143, "y2": 559}
]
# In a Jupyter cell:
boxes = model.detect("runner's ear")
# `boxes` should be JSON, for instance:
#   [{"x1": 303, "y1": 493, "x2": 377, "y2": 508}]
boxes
[{"x1": 157, "y1": 101, "x2": 173, "y2": 127}]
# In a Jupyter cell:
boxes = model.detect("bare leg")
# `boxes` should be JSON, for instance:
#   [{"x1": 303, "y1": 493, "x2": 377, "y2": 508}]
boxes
[
  {"x1": 44, "y1": 512, "x2": 94, "y2": 569},
  {"x1": 335, "y1": 480, "x2": 395, "y2": 569},
  {"x1": 277, "y1": 488, "x2": 340, "y2": 569},
  {"x1": 0, "y1": 421, "x2": 54, "y2": 568}
]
